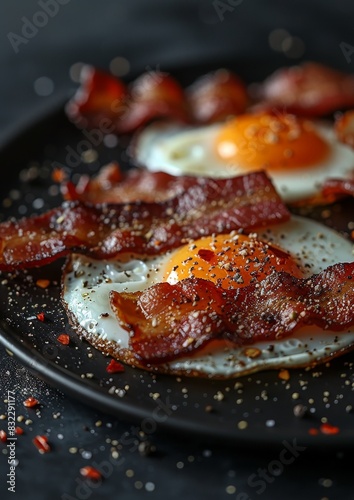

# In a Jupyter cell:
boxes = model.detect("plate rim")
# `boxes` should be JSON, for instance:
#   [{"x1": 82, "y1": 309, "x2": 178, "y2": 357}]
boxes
[
  {"x1": 1, "y1": 86, "x2": 354, "y2": 450},
  {"x1": 3, "y1": 322, "x2": 354, "y2": 450}
]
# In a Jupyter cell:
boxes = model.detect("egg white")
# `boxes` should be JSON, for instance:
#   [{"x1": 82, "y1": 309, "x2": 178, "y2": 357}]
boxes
[
  {"x1": 62, "y1": 216, "x2": 354, "y2": 378},
  {"x1": 131, "y1": 121, "x2": 354, "y2": 203}
]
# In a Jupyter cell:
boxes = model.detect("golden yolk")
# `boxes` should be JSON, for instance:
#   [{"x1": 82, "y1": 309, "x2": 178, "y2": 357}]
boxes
[
  {"x1": 215, "y1": 112, "x2": 330, "y2": 171},
  {"x1": 163, "y1": 233, "x2": 303, "y2": 290}
]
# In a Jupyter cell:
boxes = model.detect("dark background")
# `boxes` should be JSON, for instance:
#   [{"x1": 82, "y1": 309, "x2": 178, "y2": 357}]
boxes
[
  {"x1": 1, "y1": 1, "x2": 354, "y2": 499},
  {"x1": 1, "y1": 0, "x2": 354, "y2": 143}
]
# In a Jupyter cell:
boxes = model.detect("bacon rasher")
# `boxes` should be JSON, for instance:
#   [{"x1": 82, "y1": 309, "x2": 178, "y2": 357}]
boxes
[
  {"x1": 0, "y1": 171, "x2": 289, "y2": 271},
  {"x1": 65, "y1": 65, "x2": 129, "y2": 131},
  {"x1": 334, "y1": 109, "x2": 354, "y2": 147},
  {"x1": 186, "y1": 68, "x2": 248, "y2": 123},
  {"x1": 321, "y1": 178, "x2": 354, "y2": 200},
  {"x1": 65, "y1": 65, "x2": 249, "y2": 135},
  {"x1": 66, "y1": 65, "x2": 190, "y2": 134},
  {"x1": 111, "y1": 263, "x2": 354, "y2": 364},
  {"x1": 259, "y1": 61, "x2": 354, "y2": 117},
  {"x1": 62, "y1": 163, "x2": 206, "y2": 204},
  {"x1": 66, "y1": 62, "x2": 354, "y2": 139}
]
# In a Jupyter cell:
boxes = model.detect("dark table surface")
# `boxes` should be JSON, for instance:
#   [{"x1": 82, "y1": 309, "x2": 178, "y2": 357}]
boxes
[{"x1": 1, "y1": 1, "x2": 354, "y2": 499}]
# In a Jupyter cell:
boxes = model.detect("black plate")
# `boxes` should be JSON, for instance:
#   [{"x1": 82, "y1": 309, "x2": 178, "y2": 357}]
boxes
[{"x1": 1, "y1": 65, "x2": 354, "y2": 450}]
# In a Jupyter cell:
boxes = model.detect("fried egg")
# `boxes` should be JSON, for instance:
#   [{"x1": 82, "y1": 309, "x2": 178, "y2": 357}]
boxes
[
  {"x1": 132, "y1": 112, "x2": 354, "y2": 203},
  {"x1": 62, "y1": 215, "x2": 354, "y2": 378}
]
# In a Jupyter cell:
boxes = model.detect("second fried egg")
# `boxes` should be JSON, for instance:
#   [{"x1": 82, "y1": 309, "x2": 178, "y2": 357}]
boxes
[{"x1": 132, "y1": 111, "x2": 354, "y2": 203}]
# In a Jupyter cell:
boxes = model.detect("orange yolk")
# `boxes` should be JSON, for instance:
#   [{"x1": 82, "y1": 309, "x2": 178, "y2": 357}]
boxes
[
  {"x1": 215, "y1": 112, "x2": 330, "y2": 171},
  {"x1": 163, "y1": 232, "x2": 303, "y2": 290}
]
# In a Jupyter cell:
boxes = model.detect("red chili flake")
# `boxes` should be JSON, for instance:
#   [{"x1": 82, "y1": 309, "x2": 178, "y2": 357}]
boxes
[
  {"x1": 80, "y1": 466, "x2": 102, "y2": 480},
  {"x1": 23, "y1": 397, "x2": 39, "y2": 408},
  {"x1": 308, "y1": 428, "x2": 319, "y2": 436},
  {"x1": 57, "y1": 334, "x2": 70, "y2": 345},
  {"x1": 52, "y1": 167, "x2": 66, "y2": 183},
  {"x1": 36, "y1": 312, "x2": 45, "y2": 322},
  {"x1": 0, "y1": 430, "x2": 7, "y2": 442},
  {"x1": 106, "y1": 359, "x2": 125, "y2": 374},
  {"x1": 15, "y1": 427, "x2": 24, "y2": 435},
  {"x1": 320, "y1": 423, "x2": 340, "y2": 435},
  {"x1": 36, "y1": 279, "x2": 50, "y2": 289},
  {"x1": 197, "y1": 248, "x2": 215, "y2": 262},
  {"x1": 32, "y1": 435, "x2": 51, "y2": 454}
]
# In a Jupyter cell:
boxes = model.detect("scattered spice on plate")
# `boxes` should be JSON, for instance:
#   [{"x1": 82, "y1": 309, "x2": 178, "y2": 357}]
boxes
[
  {"x1": 23, "y1": 397, "x2": 39, "y2": 408},
  {"x1": 52, "y1": 167, "x2": 66, "y2": 183},
  {"x1": 278, "y1": 369, "x2": 290, "y2": 381},
  {"x1": 106, "y1": 359, "x2": 125, "y2": 373},
  {"x1": 36, "y1": 279, "x2": 50, "y2": 289},
  {"x1": 293, "y1": 404, "x2": 308, "y2": 418},
  {"x1": 36, "y1": 312, "x2": 45, "y2": 322},
  {"x1": 308, "y1": 428, "x2": 319, "y2": 435},
  {"x1": 138, "y1": 440, "x2": 156, "y2": 457},
  {"x1": 80, "y1": 465, "x2": 102, "y2": 480},
  {"x1": 320, "y1": 423, "x2": 340, "y2": 435},
  {"x1": 32, "y1": 435, "x2": 51, "y2": 454},
  {"x1": 57, "y1": 334, "x2": 70, "y2": 345},
  {"x1": 308, "y1": 423, "x2": 340, "y2": 436}
]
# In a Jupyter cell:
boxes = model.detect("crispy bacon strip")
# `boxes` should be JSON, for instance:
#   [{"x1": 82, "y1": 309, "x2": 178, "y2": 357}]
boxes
[
  {"x1": 288, "y1": 177, "x2": 354, "y2": 208},
  {"x1": 260, "y1": 61, "x2": 354, "y2": 117},
  {"x1": 65, "y1": 65, "x2": 129, "y2": 130},
  {"x1": 111, "y1": 263, "x2": 354, "y2": 364},
  {"x1": 321, "y1": 178, "x2": 354, "y2": 200},
  {"x1": 118, "y1": 70, "x2": 190, "y2": 133},
  {"x1": 65, "y1": 65, "x2": 251, "y2": 135},
  {"x1": 0, "y1": 171, "x2": 289, "y2": 271},
  {"x1": 186, "y1": 68, "x2": 248, "y2": 123},
  {"x1": 335, "y1": 110, "x2": 354, "y2": 147},
  {"x1": 110, "y1": 279, "x2": 224, "y2": 362},
  {"x1": 62, "y1": 162, "x2": 205, "y2": 203},
  {"x1": 66, "y1": 65, "x2": 190, "y2": 134}
]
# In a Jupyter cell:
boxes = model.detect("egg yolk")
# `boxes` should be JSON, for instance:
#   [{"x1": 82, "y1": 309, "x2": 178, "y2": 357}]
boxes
[
  {"x1": 215, "y1": 112, "x2": 330, "y2": 171},
  {"x1": 163, "y1": 232, "x2": 303, "y2": 290}
]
